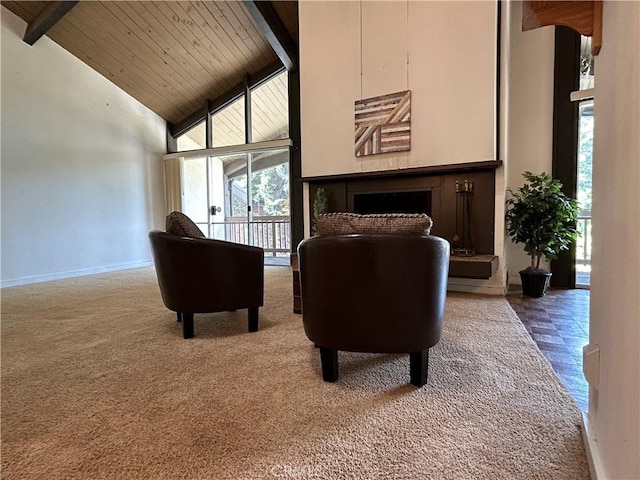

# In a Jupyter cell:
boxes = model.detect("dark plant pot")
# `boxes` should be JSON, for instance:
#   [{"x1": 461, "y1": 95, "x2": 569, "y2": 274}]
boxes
[{"x1": 519, "y1": 270, "x2": 552, "y2": 297}]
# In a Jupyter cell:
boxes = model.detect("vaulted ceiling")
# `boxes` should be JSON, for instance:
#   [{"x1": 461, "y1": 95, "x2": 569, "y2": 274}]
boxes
[{"x1": 1, "y1": 1, "x2": 298, "y2": 128}]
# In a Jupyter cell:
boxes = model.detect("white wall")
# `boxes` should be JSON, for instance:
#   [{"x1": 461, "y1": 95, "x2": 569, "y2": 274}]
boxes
[
  {"x1": 299, "y1": 1, "x2": 497, "y2": 178},
  {"x1": 503, "y1": 1, "x2": 555, "y2": 283},
  {"x1": 587, "y1": 2, "x2": 640, "y2": 478},
  {"x1": 1, "y1": 7, "x2": 166, "y2": 286}
]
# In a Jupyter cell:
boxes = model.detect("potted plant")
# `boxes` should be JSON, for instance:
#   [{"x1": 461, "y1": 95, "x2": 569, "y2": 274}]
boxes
[
  {"x1": 312, "y1": 187, "x2": 329, "y2": 235},
  {"x1": 505, "y1": 171, "x2": 580, "y2": 297}
]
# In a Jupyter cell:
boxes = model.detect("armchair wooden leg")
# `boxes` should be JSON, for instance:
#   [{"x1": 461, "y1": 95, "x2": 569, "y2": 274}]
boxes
[
  {"x1": 176, "y1": 312, "x2": 182, "y2": 323},
  {"x1": 410, "y1": 349, "x2": 429, "y2": 387},
  {"x1": 248, "y1": 307, "x2": 259, "y2": 332},
  {"x1": 320, "y1": 347, "x2": 338, "y2": 382},
  {"x1": 182, "y1": 313, "x2": 194, "y2": 339}
]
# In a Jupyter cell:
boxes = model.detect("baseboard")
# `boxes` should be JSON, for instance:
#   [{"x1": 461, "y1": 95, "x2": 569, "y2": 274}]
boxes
[
  {"x1": 1, "y1": 261, "x2": 153, "y2": 288},
  {"x1": 581, "y1": 410, "x2": 607, "y2": 480}
]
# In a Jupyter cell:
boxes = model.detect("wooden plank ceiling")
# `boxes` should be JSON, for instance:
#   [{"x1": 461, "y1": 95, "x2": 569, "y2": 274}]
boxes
[{"x1": 1, "y1": 1, "x2": 298, "y2": 127}]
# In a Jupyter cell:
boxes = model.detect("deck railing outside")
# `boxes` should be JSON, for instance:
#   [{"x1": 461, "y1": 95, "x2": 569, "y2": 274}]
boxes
[
  {"x1": 214, "y1": 216, "x2": 291, "y2": 258},
  {"x1": 576, "y1": 210, "x2": 592, "y2": 286}
]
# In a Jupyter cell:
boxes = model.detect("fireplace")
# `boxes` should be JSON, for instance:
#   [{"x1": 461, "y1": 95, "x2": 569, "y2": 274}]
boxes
[
  {"x1": 353, "y1": 190, "x2": 432, "y2": 215},
  {"x1": 308, "y1": 168, "x2": 495, "y2": 254},
  {"x1": 302, "y1": 161, "x2": 501, "y2": 279},
  {"x1": 305, "y1": 161, "x2": 501, "y2": 278}
]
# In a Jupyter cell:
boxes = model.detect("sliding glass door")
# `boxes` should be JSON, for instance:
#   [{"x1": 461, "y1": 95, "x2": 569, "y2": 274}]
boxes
[
  {"x1": 576, "y1": 100, "x2": 593, "y2": 287},
  {"x1": 248, "y1": 149, "x2": 291, "y2": 261},
  {"x1": 181, "y1": 148, "x2": 291, "y2": 265}
]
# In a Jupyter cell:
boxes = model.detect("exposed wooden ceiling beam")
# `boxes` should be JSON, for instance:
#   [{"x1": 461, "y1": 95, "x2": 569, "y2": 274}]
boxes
[
  {"x1": 170, "y1": 61, "x2": 285, "y2": 139},
  {"x1": 522, "y1": 1, "x2": 602, "y2": 55},
  {"x1": 242, "y1": 1, "x2": 297, "y2": 70},
  {"x1": 23, "y1": 1, "x2": 78, "y2": 46}
]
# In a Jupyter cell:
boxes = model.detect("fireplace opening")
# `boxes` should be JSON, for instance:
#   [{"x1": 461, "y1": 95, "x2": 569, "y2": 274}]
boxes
[{"x1": 353, "y1": 190, "x2": 432, "y2": 215}]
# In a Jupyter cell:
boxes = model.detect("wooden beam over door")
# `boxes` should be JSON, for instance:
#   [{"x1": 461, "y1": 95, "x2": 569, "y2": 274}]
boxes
[
  {"x1": 522, "y1": 1, "x2": 603, "y2": 55},
  {"x1": 242, "y1": 1, "x2": 297, "y2": 70},
  {"x1": 23, "y1": 1, "x2": 78, "y2": 46}
]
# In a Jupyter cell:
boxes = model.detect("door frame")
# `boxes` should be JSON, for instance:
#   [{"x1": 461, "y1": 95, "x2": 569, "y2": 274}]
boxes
[{"x1": 551, "y1": 26, "x2": 581, "y2": 288}]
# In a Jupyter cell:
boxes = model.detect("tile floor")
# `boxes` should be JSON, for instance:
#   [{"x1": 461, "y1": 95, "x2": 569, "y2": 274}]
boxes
[{"x1": 506, "y1": 287, "x2": 590, "y2": 411}]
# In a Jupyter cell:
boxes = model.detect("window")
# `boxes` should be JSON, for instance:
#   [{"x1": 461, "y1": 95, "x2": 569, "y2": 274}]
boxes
[
  {"x1": 212, "y1": 97, "x2": 245, "y2": 147},
  {"x1": 580, "y1": 36, "x2": 594, "y2": 90},
  {"x1": 576, "y1": 100, "x2": 593, "y2": 286},
  {"x1": 174, "y1": 70, "x2": 289, "y2": 152},
  {"x1": 170, "y1": 69, "x2": 292, "y2": 265},
  {"x1": 251, "y1": 71, "x2": 289, "y2": 143},
  {"x1": 176, "y1": 122, "x2": 206, "y2": 151}
]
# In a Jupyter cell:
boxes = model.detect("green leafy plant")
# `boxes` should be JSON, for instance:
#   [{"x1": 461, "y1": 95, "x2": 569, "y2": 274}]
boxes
[
  {"x1": 506, "y1": 171, "x2": 580, "y2": 272},
  {"x1": 312, "y1": 188, "x2": 329, "y2": 235}
]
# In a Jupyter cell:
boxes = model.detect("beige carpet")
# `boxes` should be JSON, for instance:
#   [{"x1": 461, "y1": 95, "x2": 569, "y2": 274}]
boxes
[{"x1": 1, "y1": 267, "x2": 589, "y2": 479}]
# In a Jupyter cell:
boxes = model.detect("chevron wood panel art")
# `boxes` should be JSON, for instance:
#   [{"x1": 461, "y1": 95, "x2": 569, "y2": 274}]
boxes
[{"x1": 355, "y1": 90, "x2": 411, "y2": 157}]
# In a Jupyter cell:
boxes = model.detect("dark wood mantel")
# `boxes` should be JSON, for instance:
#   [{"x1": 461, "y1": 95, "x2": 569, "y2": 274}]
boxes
[{"x1": 302, "y1": 160, "x2": 502, "y2": 183}]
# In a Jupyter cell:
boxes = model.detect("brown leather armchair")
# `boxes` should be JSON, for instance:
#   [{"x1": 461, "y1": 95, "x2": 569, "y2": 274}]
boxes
[
  {"x1": 149, "y1": 231, "x2": 264, "y2": 339},
  {"x1": 298, "y1": 234, "x2": 449, "y2": 386}
]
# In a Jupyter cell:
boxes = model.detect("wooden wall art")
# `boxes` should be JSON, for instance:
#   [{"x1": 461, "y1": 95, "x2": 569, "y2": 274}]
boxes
[{"x1": 355, "y1": 90, "x2": 411, "y2": 157}]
